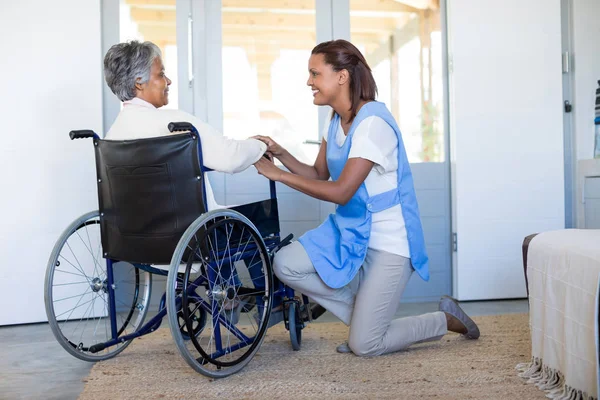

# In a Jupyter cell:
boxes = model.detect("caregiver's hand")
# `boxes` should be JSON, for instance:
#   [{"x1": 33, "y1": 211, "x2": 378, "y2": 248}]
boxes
[
  {"x1": 254, "y1": 155, "x2": 284, "y2": 182},
  {"x1": 252, "y1": 135, "x2": 285, "y2": 159}
]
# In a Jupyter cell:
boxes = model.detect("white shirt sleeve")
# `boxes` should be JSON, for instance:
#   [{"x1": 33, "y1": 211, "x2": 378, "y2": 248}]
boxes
[
  {"x1": 169, "y1": 110, "x2": 267, "y2": 174},
  {"x1": 348, "y1": 116, "x2": 397, "y2": 174}
]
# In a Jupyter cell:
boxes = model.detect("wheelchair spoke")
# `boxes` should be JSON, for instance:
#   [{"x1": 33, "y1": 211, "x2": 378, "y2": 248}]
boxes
[
  {"x1": 90, "y1": 293, "x2": 102, "y2": 339},
  {"x1": 233, "y1": 226, "x2": 248, "y2": 263},
  {"x1": 231, "y1": 228, "x2": 255, "y2": 267},
  {"x1": 213, "y1": 230, "x2": 227, "y2": 286},
  {"x1": 235, "y1": 288, "x2": 266, "y2": 297},
  {"x1": 58, "y1": 252, "x2": 92, "y2": 284},
  {"x1": 56, "y1": 289, "x2": 94, "y2": 320},
  {"x1": 85, "y1": 221, "x2": 103, "y2": 278},
  {"x1": 79, "y1": 224, "x2": 102, "y2": 278},
  {"x1": 54, "y1": 292, "x2": 93, "y2": 303},
  {"x1": 93, "y1": 299, "x2": 105, "y2": 339},
  {"x1": 223, "y1": 259, "x2": 236, "y2": 354},
  {"x1": 246, "y1": 258, "x2": 266, "y2": 280},
  {"x1": 87, "y1": 294, "x2": 106, "y2": 345},
  {"x1": 54, "y1": 268, "x2": 88, "y2": 279},
  {"x1": 72, "y1": 294, "x2": 99, "y2": 341},
  {"x1": 53, "y1": 281, "x2": 89, "y2": 286},
  {"x1": 73, "y1": 230, "x2": 102, "y2": 279},
  {"x1": 244, "y1": 249, "x2": 259, "y2": 279},
  {"x1": 224, "y1": 222, "x2": 234, "y2": 276},
  {"x1": 184, "y1": 241, "x2": 221, "y2": 281},
  {"x1": 96, "y1": 231, "x2": 102, "y2": 265}
]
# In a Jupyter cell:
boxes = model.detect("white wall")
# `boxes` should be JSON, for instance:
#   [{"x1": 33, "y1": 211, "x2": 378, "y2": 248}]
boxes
[
  {"x1": 0, "y1": 1, "x2": 102, "y2": 325},
  {"x1": 573, "y1": 0, "x2": 600, "y2": 161},
  {"x1": 448, "y1": 0, "x2": 566, "y2": 300}
]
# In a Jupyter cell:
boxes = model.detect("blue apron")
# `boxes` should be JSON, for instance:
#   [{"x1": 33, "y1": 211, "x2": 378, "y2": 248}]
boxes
[{"x1": 298, "y1": 101, "x2": 429, "y2": 289}]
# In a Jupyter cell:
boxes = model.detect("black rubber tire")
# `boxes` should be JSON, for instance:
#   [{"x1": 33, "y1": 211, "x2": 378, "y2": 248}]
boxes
[
  {"x1": 288, "y1": 302, "x2": 302, "y2": 351},
  {"x1": 166, "y1": 209, "x2": 273, "y2": 378}
]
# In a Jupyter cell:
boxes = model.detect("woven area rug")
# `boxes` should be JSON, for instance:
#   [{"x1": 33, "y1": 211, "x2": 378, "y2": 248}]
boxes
[{"x1": 80, "y1": 313, "x2": 544, "y2": 399}]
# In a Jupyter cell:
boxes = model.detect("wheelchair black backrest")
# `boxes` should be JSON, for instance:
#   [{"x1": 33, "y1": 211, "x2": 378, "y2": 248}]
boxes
[{"x1": 94, "y1": 133, "x2": 206, "y2": 264}]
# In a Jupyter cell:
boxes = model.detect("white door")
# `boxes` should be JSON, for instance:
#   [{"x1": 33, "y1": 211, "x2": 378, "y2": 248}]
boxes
[{"x1": 448, "y1": 0, "x2": 565, "y2": 300}]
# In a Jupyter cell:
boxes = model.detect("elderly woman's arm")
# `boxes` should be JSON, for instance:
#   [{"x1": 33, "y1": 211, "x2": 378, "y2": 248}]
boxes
[
  {"x1": 199, "y1": 125, "x2": 267, "y2": 173},
  {"x1": 171, "y1": 111, "x2": 267, "y2": 174}
]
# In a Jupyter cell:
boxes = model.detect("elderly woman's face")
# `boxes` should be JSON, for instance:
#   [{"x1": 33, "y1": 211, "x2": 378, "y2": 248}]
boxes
[{"x1": 136, "y1": 57, "x2": 171, "y2": 108}]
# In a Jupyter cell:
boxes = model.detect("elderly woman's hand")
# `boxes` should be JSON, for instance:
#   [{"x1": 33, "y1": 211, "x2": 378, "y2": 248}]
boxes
[
  {"x1": 252, "y1": 135, "x2": 285, "y2": 159},
  {"x1": 254, "y1": 155, "x2": 284, "y2": 182}
]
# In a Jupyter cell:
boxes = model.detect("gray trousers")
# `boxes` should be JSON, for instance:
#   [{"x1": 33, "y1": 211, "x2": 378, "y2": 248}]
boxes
[{"x1": 273, "y1": 241, "x2": 447, "y2": 356}]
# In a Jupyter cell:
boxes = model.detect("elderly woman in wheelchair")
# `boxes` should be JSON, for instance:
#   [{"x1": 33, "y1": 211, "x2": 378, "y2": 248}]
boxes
[{"x1": 44, "y1": 40, "x2": 320, "y2": 378}]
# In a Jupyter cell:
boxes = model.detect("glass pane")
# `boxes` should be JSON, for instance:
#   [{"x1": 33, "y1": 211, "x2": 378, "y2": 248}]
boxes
[
  {"x1": 119, "y1": 0, "x2": 179, "y2": 110},
  {"x1": 350, "y1": 0, "x2": 444, "y2": 162},
  {"x1": 221, "y1": 0, "x2": 318, "y2": 164}
]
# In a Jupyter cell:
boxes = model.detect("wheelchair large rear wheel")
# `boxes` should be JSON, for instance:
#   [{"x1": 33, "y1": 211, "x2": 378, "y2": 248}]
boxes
[
  {"x1": 44, "y1": 211, "x2": 152, "y2": 361},
  {"x1": 167, "y1": 209, "x2": 273, "y2": 378}
]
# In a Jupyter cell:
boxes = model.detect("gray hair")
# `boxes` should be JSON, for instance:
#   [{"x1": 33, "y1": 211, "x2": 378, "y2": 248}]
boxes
[{"x1": 103, "y1": 40, "x2": 162, "y2": 102}]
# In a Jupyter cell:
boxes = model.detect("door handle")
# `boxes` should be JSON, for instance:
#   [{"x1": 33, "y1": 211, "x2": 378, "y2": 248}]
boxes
[
  {"x1": 187, "y1": 14, "x2": 194, "y2": 88},
  {"x1": 303, "y1": 139, "x2": 322, "y2": 145}
]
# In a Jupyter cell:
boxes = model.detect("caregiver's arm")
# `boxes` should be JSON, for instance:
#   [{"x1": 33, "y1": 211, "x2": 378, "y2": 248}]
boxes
[
  {"x1": 253, "y1": 135, "x2": 330, "y2": 181},
  {"x1": 254, "y1": 156, "x2": 373, "y2": 205}
]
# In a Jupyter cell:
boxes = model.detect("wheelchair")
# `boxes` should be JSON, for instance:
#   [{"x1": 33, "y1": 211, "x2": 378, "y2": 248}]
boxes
[{"x1": 44, "y1": 122, "x2": 315, "y2": 378}]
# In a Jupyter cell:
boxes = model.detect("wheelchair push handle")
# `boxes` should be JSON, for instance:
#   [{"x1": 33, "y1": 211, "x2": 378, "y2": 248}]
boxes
[
  {"x1": 168, "y1": 122, "x2": 197, "y2": 133},
  {"x1": 69, "y1": 130, "x2": 98, "y2": 140}
]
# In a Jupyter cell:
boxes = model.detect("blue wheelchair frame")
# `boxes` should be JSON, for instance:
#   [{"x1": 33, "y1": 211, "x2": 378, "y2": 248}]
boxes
[{"x1": 77, "y1": 126, "x2": 306, "y2": 359}]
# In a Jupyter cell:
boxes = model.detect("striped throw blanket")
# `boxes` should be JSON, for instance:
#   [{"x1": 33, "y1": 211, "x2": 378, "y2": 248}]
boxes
[{"x1": 517, "y1": 230, "x2": 600, "y2": 400}]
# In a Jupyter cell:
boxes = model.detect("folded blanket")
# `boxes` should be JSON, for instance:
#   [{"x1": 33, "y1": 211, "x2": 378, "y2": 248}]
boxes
[{"x1": 517, "y1": 229, "x2": 600, "y2": 400}]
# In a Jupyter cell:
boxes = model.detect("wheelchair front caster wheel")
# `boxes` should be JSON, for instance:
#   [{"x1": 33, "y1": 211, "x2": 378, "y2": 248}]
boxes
[
  {"x1": 178, "y1": 298, "x2": 207, "y2": 340},
  {"x1": 287, "y1": 302, "x2": 303, "y2": 351}
]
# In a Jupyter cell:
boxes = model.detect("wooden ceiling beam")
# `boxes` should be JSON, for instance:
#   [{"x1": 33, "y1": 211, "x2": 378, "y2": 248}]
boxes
[
  {"x1": 124, "y1": 0, "x2": 434, "y2": 16},
  {"x1": 351, "y1": 0, "x2": 419, "y2": 13},
  {"x1": 393, "y1": 0, "x2": 439, "y2": 10},
  {"x1": 137, "y1": 23, "x2": 389, "y2": 44},
  {"x1": 124, "y1": 0, "x2": 418, "y2": 13},
  {"x1": 130, "y1": 8, "x2": 405, "y2": 34},
  {"x1": 125, "y1": 0, "x2": 174, "y2": 6}
]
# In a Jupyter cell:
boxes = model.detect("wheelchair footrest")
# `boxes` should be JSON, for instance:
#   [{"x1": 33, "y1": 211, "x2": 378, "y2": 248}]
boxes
[{"x1": 88, "y1": 342, "x2": 107, "y2": 354}]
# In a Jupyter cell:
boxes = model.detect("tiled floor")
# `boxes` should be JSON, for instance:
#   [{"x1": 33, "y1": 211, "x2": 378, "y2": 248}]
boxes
[{"x1": 0, "y1": 299, "x2": 528, "y2": 399}]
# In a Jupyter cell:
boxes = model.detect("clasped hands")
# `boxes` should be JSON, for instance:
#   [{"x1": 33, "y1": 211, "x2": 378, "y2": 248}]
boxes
[{"x1": 252, "y1": 135, "x2": 284, "y2": 182}]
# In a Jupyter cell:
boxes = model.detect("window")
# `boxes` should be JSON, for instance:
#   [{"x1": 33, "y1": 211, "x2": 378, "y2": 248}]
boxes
[
  {"x1": 119, "y1": 0, "x2": 179, "y2": 110},
  {"x1": 350, "y1": 0, "x2": 444, "y2": 162},
  {"x1": 221, "y1": 1, "x2": 319, "y2": 164}
]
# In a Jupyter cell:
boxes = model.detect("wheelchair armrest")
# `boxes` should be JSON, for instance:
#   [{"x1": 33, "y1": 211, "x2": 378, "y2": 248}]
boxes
[{"x1": 69, "y1": 130, "x2": 98, "y2": 140}]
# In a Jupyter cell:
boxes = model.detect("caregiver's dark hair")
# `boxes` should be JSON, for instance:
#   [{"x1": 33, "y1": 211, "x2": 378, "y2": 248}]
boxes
[{"x1": 311, "y1": 39, "x2": 377, "y2": 122}]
